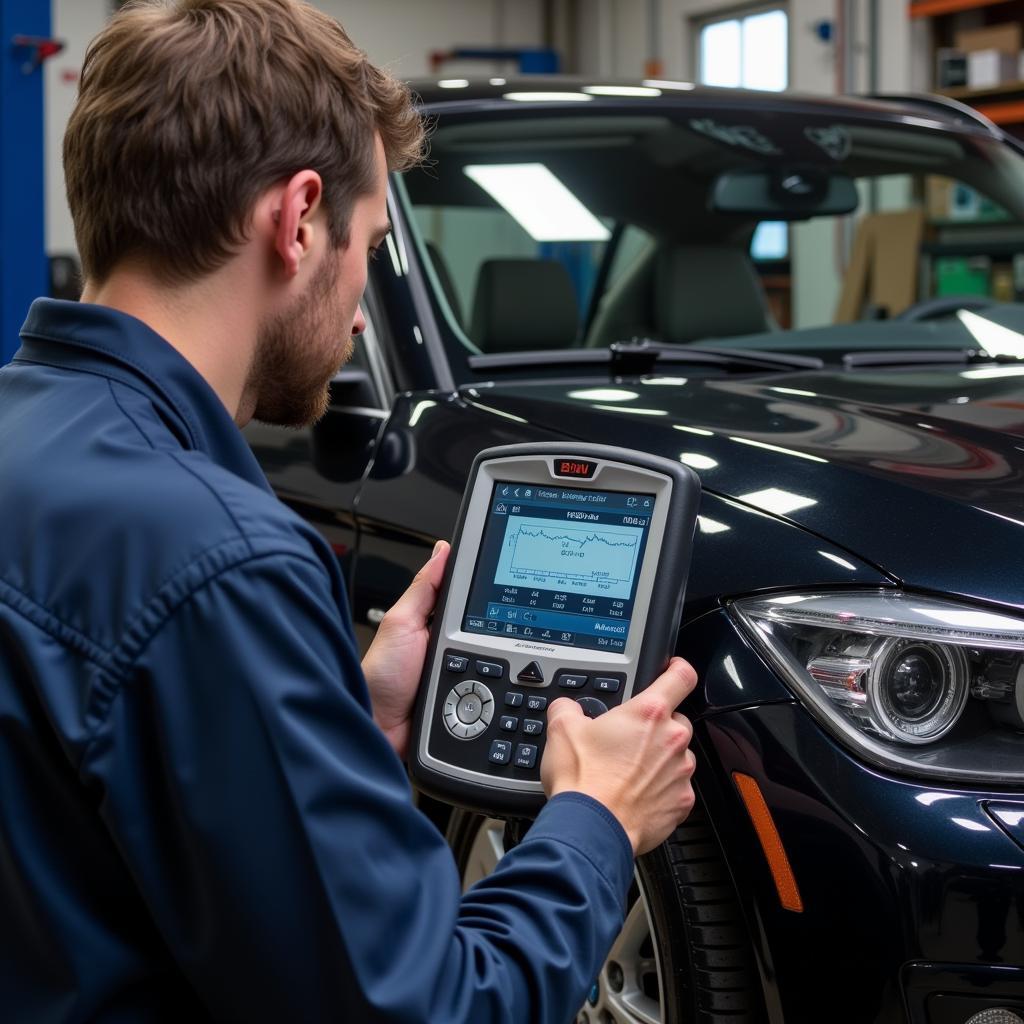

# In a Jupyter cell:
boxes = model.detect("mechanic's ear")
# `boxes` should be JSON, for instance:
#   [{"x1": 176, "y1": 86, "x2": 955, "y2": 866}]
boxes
[{"x1": 274, "y1": 170, "x2": 323, "y2": 278}]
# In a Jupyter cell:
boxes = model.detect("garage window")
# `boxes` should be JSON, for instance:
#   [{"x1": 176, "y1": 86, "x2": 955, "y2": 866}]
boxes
[
  {"x1": 698, "y1": 7, "x2": 788, "y2": 92},
  {"x1": 698, "y1": 7, "x2": 790, "y2": 259}
]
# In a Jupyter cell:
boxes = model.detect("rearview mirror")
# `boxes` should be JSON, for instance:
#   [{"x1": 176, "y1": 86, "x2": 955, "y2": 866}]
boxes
[{"x1": 711, "y1": 166, "x2": 859, "y2": 220}]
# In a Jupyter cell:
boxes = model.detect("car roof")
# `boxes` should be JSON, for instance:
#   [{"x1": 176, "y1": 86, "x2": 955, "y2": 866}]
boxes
[{"x1": 408, "y1": 76, "x2": 999, "y2": 138}]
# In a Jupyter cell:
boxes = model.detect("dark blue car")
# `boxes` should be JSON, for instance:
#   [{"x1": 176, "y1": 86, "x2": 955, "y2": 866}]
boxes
[{"x1": 247, "y1": 79, "x2": 1024, "y2": 1024}]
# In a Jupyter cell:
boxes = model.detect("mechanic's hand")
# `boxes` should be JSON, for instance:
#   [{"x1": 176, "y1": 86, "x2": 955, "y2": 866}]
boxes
[
  {"x1": 362, "y1": 540, "x2": 450, "y2": 760},
  {"x1": 541, "y1": 657, "x2": 698, "y2": 856}
]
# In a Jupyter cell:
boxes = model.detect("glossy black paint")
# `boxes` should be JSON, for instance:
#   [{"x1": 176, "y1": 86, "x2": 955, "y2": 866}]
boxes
[
  {"x1": 464, "y1": 373, "x2": 1024, "y2": 610},
  {"x1": 248, "y1": 83, "x2": 1024, "y2": 1022},
  {"x1": 683, "y1": 614, "x2": 1024, "y2": 1022}
]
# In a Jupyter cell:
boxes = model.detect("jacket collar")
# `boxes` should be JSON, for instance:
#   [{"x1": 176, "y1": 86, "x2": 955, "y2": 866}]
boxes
[{"x1": 17, "y1": 298, "x2": 272, "y2": 494}]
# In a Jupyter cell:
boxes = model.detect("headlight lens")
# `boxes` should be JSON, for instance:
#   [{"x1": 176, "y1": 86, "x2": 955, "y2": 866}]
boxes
[{"x1": 731, "y1": 590, "x2": 1024, "y2": 783}]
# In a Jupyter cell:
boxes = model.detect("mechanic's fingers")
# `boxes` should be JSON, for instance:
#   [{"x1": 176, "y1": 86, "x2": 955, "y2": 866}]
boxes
[
  {"x1": 638, "y1": 657, "x2": 698, "y2": 713},
  {"x1": 384, "y1": 541, "x2": 450, "y2": 629},
  {"x1": 545, "y1": 696, "x2": 585, "y2": 730}
]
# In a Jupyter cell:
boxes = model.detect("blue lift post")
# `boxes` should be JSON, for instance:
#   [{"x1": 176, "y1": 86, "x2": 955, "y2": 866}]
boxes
[{"x1": 1, "y1": 1, "x2": 51, "y2": 365}]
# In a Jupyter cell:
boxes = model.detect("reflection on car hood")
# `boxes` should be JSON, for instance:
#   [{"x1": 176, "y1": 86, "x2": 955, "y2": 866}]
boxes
[{"x1": 462, "y1": 364, "x2": 1024, "y2": 609}]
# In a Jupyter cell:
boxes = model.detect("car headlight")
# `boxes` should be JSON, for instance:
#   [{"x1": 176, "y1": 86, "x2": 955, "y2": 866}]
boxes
[{"x1": 730, "y1": 590, "x2": 1024, "y2": 784}]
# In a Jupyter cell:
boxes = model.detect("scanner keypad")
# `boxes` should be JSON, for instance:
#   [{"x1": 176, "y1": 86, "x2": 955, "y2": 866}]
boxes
[{"x1": 433, "y1": 649, "x2": 627, "y2": 781}]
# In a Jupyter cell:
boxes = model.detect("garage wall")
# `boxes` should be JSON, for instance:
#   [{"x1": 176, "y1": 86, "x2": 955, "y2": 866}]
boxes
[
  {"x1": 577, "y1": 0, "x2": 911, "y2": 94},
  {"x1": 46, "y1": 0, "x2": 108, "y2": 258},
  {"x1": 579, "y1": 0, "x2": 915, "y2": 330},
  {"x1": 316, "y1": 0, "x2": 544, "y2": 78},
  {"x1": 45, "y1": 0, "x2": 546, "y2": 260}
]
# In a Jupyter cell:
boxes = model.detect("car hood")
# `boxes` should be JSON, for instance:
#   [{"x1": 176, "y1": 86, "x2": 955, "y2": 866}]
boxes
[{"x1": 462, "y1": 364, "x2": 1024, "y2": 610}]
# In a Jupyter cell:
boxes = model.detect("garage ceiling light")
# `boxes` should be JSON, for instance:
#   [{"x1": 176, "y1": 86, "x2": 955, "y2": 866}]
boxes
[
  {"x1": 464, "y1": 163, "x2": 610, "y2": 241},
  {"x1": 584, "y1": 85, "x2": 661, "y2": 97},
  {"x1": 438, "y1": 79, "x2": 469, "y2": 89},
  {"x1": 502, "y1": 91, "x2": 593, "y2": 102}
]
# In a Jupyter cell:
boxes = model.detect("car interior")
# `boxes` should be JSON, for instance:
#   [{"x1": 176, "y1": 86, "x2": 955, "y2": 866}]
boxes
[{"x1": 399, "y1": 107, "x2": 1024, "y2": 362}]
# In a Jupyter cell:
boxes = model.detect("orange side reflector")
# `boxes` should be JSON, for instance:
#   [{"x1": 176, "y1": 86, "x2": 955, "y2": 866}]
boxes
[{"x1": 733, "y1": 772, "x2": 804, "y2": 913}]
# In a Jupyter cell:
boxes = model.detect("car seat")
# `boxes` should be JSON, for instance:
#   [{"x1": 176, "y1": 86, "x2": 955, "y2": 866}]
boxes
[
  {"x1": 587, "y1": 243, "x2": 774, "y2": 346},
  {"x1": 470, "y1": 258, "x2": 579, "y2": 352}
]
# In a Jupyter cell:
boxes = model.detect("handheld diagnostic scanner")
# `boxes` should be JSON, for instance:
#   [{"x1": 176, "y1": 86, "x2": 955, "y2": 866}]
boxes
[{"x1": 410, "y1": 443, "x2": 700, "y2": 816}]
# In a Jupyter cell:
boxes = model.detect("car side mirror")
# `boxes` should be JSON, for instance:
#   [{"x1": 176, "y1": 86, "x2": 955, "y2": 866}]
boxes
[{"x1": 309, "y1": 369, "x2": 386, "y2": 483}]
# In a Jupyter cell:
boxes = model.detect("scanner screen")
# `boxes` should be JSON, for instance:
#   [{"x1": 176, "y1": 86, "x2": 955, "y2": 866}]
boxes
[{"x1": 461, "y1": 481, "x2": 655, "y2": 653}]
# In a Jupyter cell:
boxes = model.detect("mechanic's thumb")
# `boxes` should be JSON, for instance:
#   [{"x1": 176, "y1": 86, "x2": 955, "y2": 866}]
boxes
[
  {"x1": 641, "y1": 657, "x2": 699, "y2": 710},
  {"x1": 384, "y1": 541, "x2": 450, "y2": 628},
  {"x1": 545, "y1": 695, "x2": 586, "y2": 729}
]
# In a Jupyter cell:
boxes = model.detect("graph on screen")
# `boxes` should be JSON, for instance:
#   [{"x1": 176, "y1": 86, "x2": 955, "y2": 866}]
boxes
[{"x1": 493, "y1": 516, "x2": 643, "y2": 599}]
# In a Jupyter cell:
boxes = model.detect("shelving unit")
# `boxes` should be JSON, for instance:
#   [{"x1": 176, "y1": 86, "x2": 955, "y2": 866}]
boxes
[
  {"x1": 940, "y1": 80, "x2": 1024, "y2": 124},
  {"x1": 912, "y1": 0, "x2": 1024, "y2": 125},
  {"x1": 910, "y1": 0, "x2": 1014, "y2": 17}
]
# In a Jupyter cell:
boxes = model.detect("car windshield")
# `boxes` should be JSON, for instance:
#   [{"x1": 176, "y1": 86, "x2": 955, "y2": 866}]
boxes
[{"x1": 396, "y1": 98, "x2": 1024, "y2": 366}]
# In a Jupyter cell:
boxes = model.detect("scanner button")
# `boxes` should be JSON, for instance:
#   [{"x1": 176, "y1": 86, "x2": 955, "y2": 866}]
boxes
[
  {"x1": 594, "y1": 677, "x2": 621, "y2": 693},
  {"x1": 489, "y1": 740, "x2": 512, "y2": 765},
  {"x1": 499, "y1": 715, "x2": 519, "y2": 732},
  {"x1": 475, "y1": 660, "x2": 504, "y2": 679},
  {"x1": 523, "y1": 719, "x2": 544, "y2": 736},
  {"x1": 445, "y1": 654, "x2": 469, "y2": 673},
  {"x1": 470, "y1": 684, "x2": 494, "y2": 723},
  {"x1": 576, "y1": 696, "x2": 609, "y2": 719},
  {"x1": 456, "y1": 695, "x2": 483, "y2": 725},
  {"x1": 504, "y1": 691, "x2": 524, "y2": 707},
  {"x1": 514, "y1": 744, "x2": 538, "y2": 769},
  {"x1": 517, "y1": 661, "x2": 545, "y2": 685},
  {"x1": 525, "y1": 695, "x2": 548, "y2": 712},
  {"x1": 454, "y1": 680, "x2": 476, "y2": 698},
  {"x1": 557, "y1": 673, "x2": 587, "y2": 689},
  {"x1": 463, "y1": 720, "x2": 488, "y2": 739}
]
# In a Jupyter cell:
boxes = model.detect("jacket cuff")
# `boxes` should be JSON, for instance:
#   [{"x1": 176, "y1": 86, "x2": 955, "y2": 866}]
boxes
[{"x1": 526, "y1": 792, "x2": 635, "y2": 904}]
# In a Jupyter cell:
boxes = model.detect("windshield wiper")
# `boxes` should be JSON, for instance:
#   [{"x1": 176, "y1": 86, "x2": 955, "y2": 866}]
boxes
[
  {"x1": 841, "y1": 348, "x2": 1024, "y2": 369},
  {"x1": 468, "y1": 340, "x2": 824, "y2": 375}
]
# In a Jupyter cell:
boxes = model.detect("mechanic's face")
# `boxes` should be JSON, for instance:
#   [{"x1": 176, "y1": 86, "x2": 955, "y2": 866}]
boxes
[{"x1": 251, "y1": 138, "x2": 389, "y2": 428}]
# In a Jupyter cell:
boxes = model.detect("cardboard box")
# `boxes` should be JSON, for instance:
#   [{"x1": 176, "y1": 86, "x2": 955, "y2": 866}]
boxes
[
  {"x1": 967, "y1": 49, "x2": 1018, "y2": 88},
  {"x1": 955, "y1": 22, "x2": 1021, "y2": 55},
  {"x1": 927, "y1": 176, "x2": 954, "y2": 220},
  {"x1": 835, "y1": 209, "x2": 926, "y2": 322}
]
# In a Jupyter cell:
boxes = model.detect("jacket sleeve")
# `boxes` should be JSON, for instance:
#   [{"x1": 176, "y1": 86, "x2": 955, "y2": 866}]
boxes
[{"x1": 82, "y1": 550, "x2": 634, "y2": 1023}]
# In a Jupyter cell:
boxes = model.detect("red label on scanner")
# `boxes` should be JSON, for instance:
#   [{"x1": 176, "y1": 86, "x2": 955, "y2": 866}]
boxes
[{"x1": 555, "y1": 459, "x2": 597, "y2": 478}]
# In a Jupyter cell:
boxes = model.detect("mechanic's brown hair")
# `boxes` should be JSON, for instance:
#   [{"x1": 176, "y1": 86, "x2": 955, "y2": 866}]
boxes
[{"x1": 64, "y1": 0, "x2": 424, "y2": 284}]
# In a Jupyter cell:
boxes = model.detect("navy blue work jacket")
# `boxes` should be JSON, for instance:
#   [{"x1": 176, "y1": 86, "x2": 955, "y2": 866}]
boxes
[{"x1": 0, "y1": 299, "x2": 633, "y2": 1023}]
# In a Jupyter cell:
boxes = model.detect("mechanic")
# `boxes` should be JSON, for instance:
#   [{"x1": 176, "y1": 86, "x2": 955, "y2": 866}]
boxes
[{"x1": 0, "y1": 2, "x2": 698, "y2": 1021}]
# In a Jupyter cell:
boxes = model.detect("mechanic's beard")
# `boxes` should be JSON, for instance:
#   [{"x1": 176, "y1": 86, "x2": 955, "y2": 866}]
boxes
[{"x1": 249, "y1": 251, "x2": 353, "y2": 429}]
